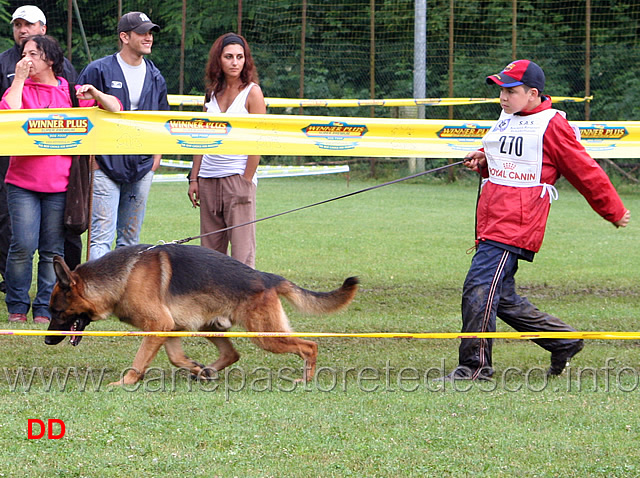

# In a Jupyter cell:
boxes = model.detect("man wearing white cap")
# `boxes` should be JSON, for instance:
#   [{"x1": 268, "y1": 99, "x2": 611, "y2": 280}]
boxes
[
  {"x1": 0, "y1": 5, "x2": 80, "y2": 293},
  {"x1": 0, "y1": 5, "x2": 77, "y2": 95}
]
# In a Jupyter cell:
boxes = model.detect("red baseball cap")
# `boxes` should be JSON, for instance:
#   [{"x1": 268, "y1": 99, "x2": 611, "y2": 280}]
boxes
[{"x1": 486, "y1": 60, "x2": 545, "y2": 91}]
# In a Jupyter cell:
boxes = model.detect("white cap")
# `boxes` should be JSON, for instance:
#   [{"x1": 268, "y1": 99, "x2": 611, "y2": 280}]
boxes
[{"x1": 11, "y1": 5, "x2": 47, "y2": 25}]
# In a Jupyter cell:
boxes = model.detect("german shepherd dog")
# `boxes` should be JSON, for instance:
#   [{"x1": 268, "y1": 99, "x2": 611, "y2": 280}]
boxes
[{"x1": 45, "y1": 244, "x2": 358, "y2": 385}]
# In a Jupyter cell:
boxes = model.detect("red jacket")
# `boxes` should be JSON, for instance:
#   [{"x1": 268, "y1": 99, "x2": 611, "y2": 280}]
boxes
[{"x1": 476, "y1": 98, "x2": 626, "y2": 253}]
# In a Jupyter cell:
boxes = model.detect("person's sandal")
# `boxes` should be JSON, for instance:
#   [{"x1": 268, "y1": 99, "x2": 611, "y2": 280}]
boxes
[{"x1": 8, "y1": 313, "x2": 27, "y2": 322}]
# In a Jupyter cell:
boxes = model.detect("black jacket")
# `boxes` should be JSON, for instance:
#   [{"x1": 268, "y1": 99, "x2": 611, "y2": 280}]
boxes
[{"x1": 77, "y1": 53, "x2": 169, "y2": 183}]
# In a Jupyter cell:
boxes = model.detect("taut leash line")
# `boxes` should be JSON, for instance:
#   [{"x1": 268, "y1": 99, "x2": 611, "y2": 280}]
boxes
[{"x1": 174, "y1": 160, "x2": 465, "y2": 245}]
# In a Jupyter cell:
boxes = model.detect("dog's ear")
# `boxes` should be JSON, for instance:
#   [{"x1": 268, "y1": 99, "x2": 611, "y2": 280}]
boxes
[{"x1": 53, "y1": 255, "x2": 75, "y2": 289}]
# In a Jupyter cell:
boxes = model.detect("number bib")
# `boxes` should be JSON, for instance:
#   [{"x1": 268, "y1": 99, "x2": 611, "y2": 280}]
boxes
[{"x1": 482, "y1": 109, "x2": 559, "y2": 188}]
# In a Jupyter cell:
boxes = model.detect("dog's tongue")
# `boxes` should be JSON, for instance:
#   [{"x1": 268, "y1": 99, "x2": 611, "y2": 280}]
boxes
[{"x1": 70, "y1": 322, "x2": 82, "y2": 346}]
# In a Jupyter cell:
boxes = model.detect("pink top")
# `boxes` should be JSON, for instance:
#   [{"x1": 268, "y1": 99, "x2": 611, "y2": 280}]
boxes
[{"x1": 0, "y1": 77, "x2": 96, "y2": 193}]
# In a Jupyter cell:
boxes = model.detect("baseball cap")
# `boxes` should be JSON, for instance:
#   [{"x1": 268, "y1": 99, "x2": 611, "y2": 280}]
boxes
[
  {"x1": 11, "y1": 5, "x2": 46, "y2": 25},
  {"x1": 117, "y1": 12, "x2": 160, "y2": 34},
  {"x1": 486, "y1": 60, "x2": 545, "y2": 91}
]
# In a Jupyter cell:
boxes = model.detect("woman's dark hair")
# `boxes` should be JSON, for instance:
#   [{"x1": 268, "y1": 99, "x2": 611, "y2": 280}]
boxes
[
  {"x1": 204, "y1": 32, "x2": 259, "y2": 99},
  {"x1": 20, "y1": 34, "x2": 65, "y2": 77}
]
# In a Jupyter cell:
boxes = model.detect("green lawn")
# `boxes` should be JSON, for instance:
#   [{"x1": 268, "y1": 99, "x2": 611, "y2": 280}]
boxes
[{"x1": 0, "y1": 175, "x2": 638, "y2": 477}]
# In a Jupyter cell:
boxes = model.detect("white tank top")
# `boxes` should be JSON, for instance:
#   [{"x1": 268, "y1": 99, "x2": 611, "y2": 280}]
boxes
[{"x1": 199, "y1": 83, "x2": 257, "y2": 184}]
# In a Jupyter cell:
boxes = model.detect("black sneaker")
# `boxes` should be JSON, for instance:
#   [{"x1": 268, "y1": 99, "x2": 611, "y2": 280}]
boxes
[
  {"x1": 433, "y1": 367, "x2": 493, "y2": 382},
  {"x1": 547, "y1": 340, "x2": 584, "y2": 376}
]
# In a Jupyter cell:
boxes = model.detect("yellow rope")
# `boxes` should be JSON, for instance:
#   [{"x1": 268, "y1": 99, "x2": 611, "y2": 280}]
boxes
[{"x1": 3, "y1": 330, "x2": 640, "y2": 340}]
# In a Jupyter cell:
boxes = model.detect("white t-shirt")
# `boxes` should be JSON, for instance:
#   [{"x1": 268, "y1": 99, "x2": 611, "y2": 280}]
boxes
[{"x1": 116, "y1": 53, "x2": 146, "y2": 110}]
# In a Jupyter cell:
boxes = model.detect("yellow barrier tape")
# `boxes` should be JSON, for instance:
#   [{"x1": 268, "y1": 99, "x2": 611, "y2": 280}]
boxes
[
  {"x1": 168, "y1": 95, "x2": 593, "y2": 108},
  {"x1": 0, "y1": 107, "x2": 636, "y2": 158},
  {"x1": 3, "y1": 330, "x2": 639, "y2": 340}
]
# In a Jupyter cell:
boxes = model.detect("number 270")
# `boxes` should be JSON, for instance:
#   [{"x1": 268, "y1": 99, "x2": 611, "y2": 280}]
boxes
[{"x1": 499, "y1": 135, "x2": 523, "y2": 156}]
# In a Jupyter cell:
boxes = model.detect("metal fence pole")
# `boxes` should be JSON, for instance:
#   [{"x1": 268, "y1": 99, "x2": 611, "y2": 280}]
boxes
[
  {"x1": 414, "y1": 0, "x2": 426, "y2": 119},
  {"x1": 585, "y1": 0, "x2": 591, "y2": 121},
  {"x1": 412, "y1": 0, "x2": 426, "y2": 173},
  {"x1": 447, "y1": 0, "x2": 455, "y2": 181},
  {"x1": 512, "y1": 0, "x2": 517, "y2": 60},
  {"x1": 180, "y1": 0, "x2": 186, "y2": 95},
  {"x1": 67, "y1": 0, "x2": 73, "y2": 62},
  {"x1": 299, "y1": 0, "x2": 307, "y2": 116},
  {"x1": 370, "y1": 0, "x2": 375, "y2": 118},
  {"x1": 448, "y1": 0, "x2": 453, "y2": 121}
]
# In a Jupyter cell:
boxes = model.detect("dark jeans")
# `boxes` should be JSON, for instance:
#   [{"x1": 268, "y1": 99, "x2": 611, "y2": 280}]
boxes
[
  {"x1": 5, "y1": 185, "x2": 65, "y2": 318},
  {"x1": 459, "y1": 241, "x2": 582, "y2": 379}
]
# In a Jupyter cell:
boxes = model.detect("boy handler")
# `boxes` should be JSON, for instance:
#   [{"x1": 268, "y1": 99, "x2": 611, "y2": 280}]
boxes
[{"x1": 439, "y1": 59, "x2": 630, "y2": 381}]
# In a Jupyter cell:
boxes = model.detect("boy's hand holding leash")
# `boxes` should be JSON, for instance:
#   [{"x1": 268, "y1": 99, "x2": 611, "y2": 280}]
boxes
[{"x1": 463, "y1": 151, "x2": 486, "y2": 172}]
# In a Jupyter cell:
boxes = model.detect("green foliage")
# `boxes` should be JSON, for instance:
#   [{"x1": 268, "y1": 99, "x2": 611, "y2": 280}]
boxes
[
  {"x1": 0, "y1": 1, "x2": 14, "y2": 51},
  {"x1": 5, "y1": 1, "x2": 640, "y2": 119},
  {"x1": 0, "y1": 0, "x2": 9, "y2": 23}
]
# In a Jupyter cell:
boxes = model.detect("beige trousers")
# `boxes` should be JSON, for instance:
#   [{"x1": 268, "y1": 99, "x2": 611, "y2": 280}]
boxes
[{"x1": 198, "y1": 175, "x2": 256, "y2": 268}]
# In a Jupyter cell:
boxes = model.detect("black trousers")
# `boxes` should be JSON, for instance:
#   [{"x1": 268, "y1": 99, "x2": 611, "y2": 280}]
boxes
[{"x1": 458, "y1": 242, "x2": 582, "y2": 379}]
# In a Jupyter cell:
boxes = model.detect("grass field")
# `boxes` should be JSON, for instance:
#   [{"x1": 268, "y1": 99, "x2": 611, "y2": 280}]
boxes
[{"x1": 1, "y1": 173, "x2": 639, "y2": 477}]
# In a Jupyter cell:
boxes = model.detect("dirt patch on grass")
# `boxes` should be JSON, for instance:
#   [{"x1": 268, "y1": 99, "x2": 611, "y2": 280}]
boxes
[{"x1": 518, "y1": 284, "x2": 640, "y2": 299}]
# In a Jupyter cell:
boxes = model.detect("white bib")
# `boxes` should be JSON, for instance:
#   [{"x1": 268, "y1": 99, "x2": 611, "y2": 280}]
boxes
[{"x1": 482, "y1": 109, "x2": 562, "y2": 188}]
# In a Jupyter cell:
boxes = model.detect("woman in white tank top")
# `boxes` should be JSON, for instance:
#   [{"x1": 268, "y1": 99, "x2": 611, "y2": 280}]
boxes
[{"x1": 187, "y1": 33, "x2": 266, "y2": 268}]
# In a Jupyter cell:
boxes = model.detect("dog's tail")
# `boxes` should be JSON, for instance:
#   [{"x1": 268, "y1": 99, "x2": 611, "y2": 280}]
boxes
[{"x1": 277, "y1": 277, "x2": 359, "y2": 314}]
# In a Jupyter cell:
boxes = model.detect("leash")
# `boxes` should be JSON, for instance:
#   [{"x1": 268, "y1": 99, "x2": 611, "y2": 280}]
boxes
[{"x1": 170, "y1": 160, "x2": 465, "y2": 246}]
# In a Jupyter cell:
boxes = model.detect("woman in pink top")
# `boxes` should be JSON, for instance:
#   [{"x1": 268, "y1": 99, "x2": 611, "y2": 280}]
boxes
[{"x1": 0, "y1": 34, "x2": 121, "y2": 324}]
